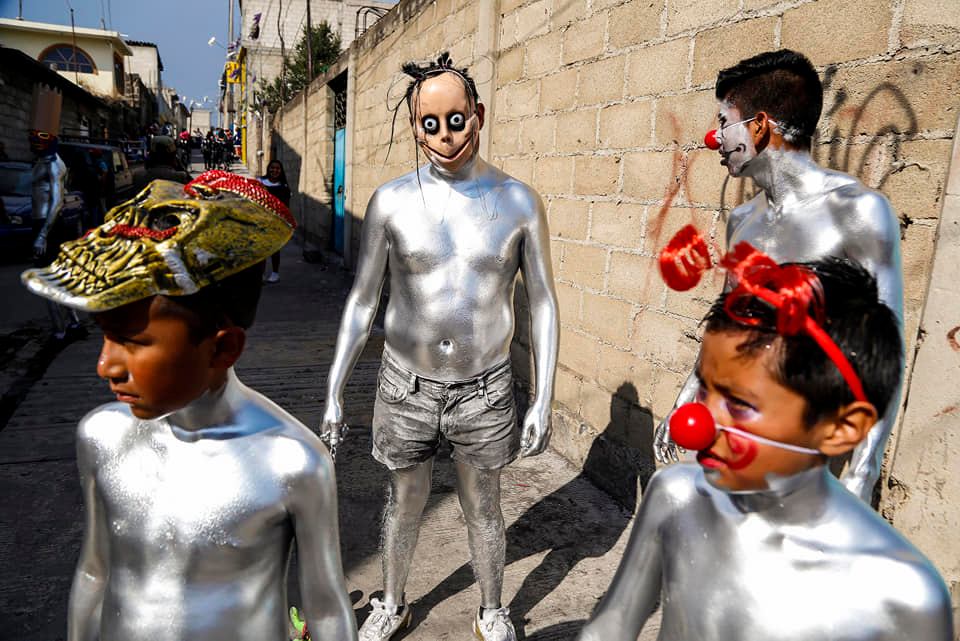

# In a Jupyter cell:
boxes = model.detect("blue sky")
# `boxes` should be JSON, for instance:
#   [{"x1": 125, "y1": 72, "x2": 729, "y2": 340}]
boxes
[{"x1": 0, "y1": 0, "x2": 239, "y2": 110}]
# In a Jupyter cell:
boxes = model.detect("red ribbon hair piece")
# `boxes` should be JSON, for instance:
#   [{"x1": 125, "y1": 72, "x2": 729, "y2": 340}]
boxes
[
  {"x1": 658, "y1": 224, "x2": 712, "y2": 291},
  {"x1": 184, "y1": 170, "x2": 296, "y2": 229},
  {"x1": 659, "y1": 227, "x2": 867, "y2": 403}
]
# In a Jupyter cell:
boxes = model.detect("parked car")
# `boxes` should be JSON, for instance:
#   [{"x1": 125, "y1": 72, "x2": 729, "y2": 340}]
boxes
[
  {"x1": 0, "y1": 161, "x2": 85, "y2": 260},
  {"x1": 58, "y1": 142, "x2": 136, "y2": 209}
]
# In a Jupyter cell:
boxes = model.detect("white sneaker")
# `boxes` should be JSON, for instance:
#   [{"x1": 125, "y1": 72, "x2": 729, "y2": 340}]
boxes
[
  {"x1": 266, "y1": 272, "x2": 280, "y2": 283},
  {"x1": 359, "y1": 598, "x2": 411, "y2": 641},
  {"x1": 473, "y1": 606, "x2": 516, "y2": 641}
]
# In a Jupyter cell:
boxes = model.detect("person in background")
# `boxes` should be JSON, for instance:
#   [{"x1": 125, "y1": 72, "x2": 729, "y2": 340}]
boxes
[{"x1": 259, "y1": 159, "x2": 291, "y2": 283}]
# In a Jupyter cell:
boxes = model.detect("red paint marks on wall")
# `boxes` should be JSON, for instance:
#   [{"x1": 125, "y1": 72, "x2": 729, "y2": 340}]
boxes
[{"x1": 948, "y1": 326, "x2": 960, "y2": 351}]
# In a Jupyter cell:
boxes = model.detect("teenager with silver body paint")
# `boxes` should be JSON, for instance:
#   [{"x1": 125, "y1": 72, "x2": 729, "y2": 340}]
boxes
[
  {"x1": 654, "y1": 50, "x2": 903, "y2": 504},
  {"x1": 319, "y1": 54, "x2": 559, "y2": 641}
]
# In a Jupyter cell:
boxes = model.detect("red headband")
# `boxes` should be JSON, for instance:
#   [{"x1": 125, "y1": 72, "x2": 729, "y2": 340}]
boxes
[
  {"x1": 184, "y1": 170, "x2": 296, "y2": 228},
  {"x1": 659, "y1": 226, "x2": 867, "y2": 403}
]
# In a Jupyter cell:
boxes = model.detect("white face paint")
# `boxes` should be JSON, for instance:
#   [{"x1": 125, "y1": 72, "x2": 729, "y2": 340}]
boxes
[{"x1": 716, "y1": 102, "x2": 757, "y2": 177}]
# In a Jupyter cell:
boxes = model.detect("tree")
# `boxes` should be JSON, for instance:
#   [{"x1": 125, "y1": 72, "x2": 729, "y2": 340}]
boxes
[{"x1": 257, "y1": 21, "x2": 342, "y2": 114}]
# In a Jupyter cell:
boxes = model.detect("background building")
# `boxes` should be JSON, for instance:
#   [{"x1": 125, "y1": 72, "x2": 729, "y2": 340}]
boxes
[{"x1": 0, "y1": 18, "x2": 132, "y2": 99}]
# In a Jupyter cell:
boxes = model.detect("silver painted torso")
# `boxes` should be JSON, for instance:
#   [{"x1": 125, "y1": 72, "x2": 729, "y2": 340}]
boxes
[
  {"x1": 68, "y1": 370, "x2": 355, "y2": 641},
  {"x1": 727, "y1": 150, "x2": 902, "y2": 318},
  {"x1": 578, "y1": 465, "x2": 953, "y2": 641},
  {"x1": 32, "y1": 153, "x2": 67, "y2": 221},
  {"x1": 379, "y1": 158, "x2": 527, "y2": 378}
]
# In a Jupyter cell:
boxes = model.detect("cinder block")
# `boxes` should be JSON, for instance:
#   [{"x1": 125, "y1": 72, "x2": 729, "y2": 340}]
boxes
[
  {"x1": 599, "y1": 100, "x2": 653, "y2": 149},
  {"x1": 520, "y1": 114, "x2": 557, "y2": 153},
  {"x1": 597, "y1": 343, "x2": 655, "y2": 405},
  {"x1": 683, "y1": 148, "x2": 731, "y2": 207},
  {"x1": 651, "y1": 367, "x2": 688, "y2": 420},
  {"x1": 581, "y1": 380, "x2": 614, "y2": 432},
  {"x1": 581, "y1": 291, "x2": 634, "y2": 347},
  {"x1": 517, "y1": 0, "x2": 551, "y2": 41},
  {"x1": 501, "y1": 156, "x2": 535, "y2": 183},
  {"x1": 607, "y1": 250, "x2": 658, "y2": 304},
  {"x1": 900, "y1": 220, "x2": 938, "y2": 316},
  {"x1": 820, "y1": 56, "x2": 960, "y2": 138},
  {"x1": 491, "y1": 118, "x2": 521, "y2": 156},
  {"x1": 556, "y1": 279, "x2": 584, "y2": 325},
  {"x1": 551, "y1": 0, "x2": 587, "y2": 29},
  {"x1": 622, "y1": 150, "x2": 676, "y2": 201},
  {"x1": 562, "y1": 13, "x2": 606, "y2": 65},
  {"x1": 574, "y1": 154, "x2": 621, "y2": 195},
  {"x1": 642, "y1": 206, "x2": 716, "y2": 256},
  {"x1": 590, "y1": 201, "x2": 644, "y2": 248},
  {"x1": 561, "y1": 242, "x2": 608, "y2": 289},
  {"x1": 577, "y1": 55, "x2": 625, "y2": 106},
  {"x1": 608, "y1": 0, "x2": 663, "y2": 50},
  {"x1": 556, "y1": 108, "x2": 598, "y2": 152},
  {"x1": 554, "y1": 366, "x2": 584, "y2": 412},
  {"x1": 559, "y1": 324, "x2": 601, "y2": 379},
  {"x1": 901, "y1": 0, "x2": 960, "y2": 49},
  {"x1": 500, "y1": 11, "x2": 519, "y2": 50},
  {"x1": 626, "y1": 38, "x2": 690, "y2": 97},
  {"x1": 524, "y1": 31, "x2": 564, "y2": 78},
  {"x1": 533, "y1": 154, "x2": 575, "y2": 193},
  {"x1": 692, "y1": 17, "x2": 777, "y2": 87},
  {"x1": 781, "y1": 0, "x2": 893, "y2": 66},
  {"x1": 540, "y1": 67, "x2": 579, "y2": 111},
  {"x1": 881, "y1": 139, "x2": 953, "y2": 222},
  {"x1": 631, "y1": 308, "x2": 699, "y2": 372},
  {"x1": 550, "y1": 197, "x2": 590, "y2": 240},
  {"x1": 666, "y1": 0, "x2": 737, "y2": 36},
  {"x1": 497, "y1": 79, "x2": 541, "y2": 119},
  {"x1": 653, "y1": 89, "x2": 717, "y2": 146},
  {"x1": 498, "y1": 46, "x2": 525, "y2": 85}
]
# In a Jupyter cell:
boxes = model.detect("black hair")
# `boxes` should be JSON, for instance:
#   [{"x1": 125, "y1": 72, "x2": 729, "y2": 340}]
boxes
[
  {"x1": 263, "y1": 159, "x2": 288, "y2": 186},
  {"x1": 704, "y1": 258, "x2": 902, "y2": 426},
  {"x1": 384, "y1": 52, "x2": 479, "y2": 167},
  {"x1": 715, "y1": 49, "x2": 822, "y2": 150},
  {"x1": 155, "y1": 262, "x2": 265, "y2": 342}
]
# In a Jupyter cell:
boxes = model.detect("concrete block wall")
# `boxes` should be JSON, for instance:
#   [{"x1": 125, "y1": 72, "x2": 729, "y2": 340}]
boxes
[
  {"x1": 492, "y1": 0, "x2": 959, "y2": 491},
  {"x1": 269, "y1": 0, "x2": 960, "y2": 606}
]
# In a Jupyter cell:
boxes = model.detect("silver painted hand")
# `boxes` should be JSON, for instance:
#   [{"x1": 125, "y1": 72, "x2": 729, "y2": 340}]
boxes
[{"x1": 520, "y1": 402, "x2": 551, "y2": 457}]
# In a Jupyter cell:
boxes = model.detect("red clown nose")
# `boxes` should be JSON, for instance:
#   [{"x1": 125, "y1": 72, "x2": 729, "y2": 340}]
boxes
[
  {"x1": 704, "y1": 129, "x2": 721, "y2": 150},
  {"x1": 669, "y1": 403, "x2": 717, "y2": 451}
]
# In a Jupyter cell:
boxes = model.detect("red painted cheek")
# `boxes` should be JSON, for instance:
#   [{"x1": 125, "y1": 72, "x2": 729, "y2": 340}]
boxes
[{"x1": 724, "y1": 430, "x2": 758, "y2": 470}]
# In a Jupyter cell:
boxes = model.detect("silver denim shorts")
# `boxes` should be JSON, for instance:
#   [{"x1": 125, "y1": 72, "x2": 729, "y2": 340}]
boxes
[{"x1": 371, "y1": 351, "x2": 520, "y2": 470}]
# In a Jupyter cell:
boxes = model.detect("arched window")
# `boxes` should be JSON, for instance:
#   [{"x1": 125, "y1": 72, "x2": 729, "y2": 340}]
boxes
[{"x1": 39, "y1": 44, "x2": 97, "y2": 74}]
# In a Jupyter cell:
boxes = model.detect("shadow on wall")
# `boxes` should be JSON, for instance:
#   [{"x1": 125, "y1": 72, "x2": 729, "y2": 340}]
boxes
[{"x1": 410, "y1": 383, "x2": 640, "y2": 639}]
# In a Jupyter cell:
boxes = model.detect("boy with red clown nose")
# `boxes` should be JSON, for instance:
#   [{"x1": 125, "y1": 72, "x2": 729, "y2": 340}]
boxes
[{"x1": 578, "y1": 242, "x2": 952, "y2": 641}]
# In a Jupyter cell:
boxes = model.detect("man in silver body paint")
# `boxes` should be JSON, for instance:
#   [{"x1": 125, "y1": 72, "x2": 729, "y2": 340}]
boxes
[
  {"x1": 654, "y1": 50, "x2": 903, "y2": 504},
  {"x1": 320, "y1": 54, "x2": 559, "y2": 641}
]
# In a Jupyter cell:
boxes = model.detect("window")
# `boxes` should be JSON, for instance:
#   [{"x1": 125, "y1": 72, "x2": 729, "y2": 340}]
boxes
[{"x1": 39, "y1": 44, "x2": 96, "y2": 73}]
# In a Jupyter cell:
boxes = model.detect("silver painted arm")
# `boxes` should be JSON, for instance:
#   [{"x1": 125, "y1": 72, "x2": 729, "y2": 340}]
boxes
[
  {"x1": 518, "y1": 189, "x2": 559, "y2": 457},
  {"x1": 840, "y1": 193, "x2": 904, "y2": 502},
  {"x1": 67, "y1": 425, "x2": 107, "y2": 641},
  {"x1": 320, "y1": 190, "x2": 389, "y2": 449},
  {"x1": 289, "y1": 445, "x2": 358, "y2": 641},
  {"x1": 577, "y1": 470, "x2": 667, "y2": 641}
]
